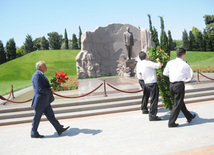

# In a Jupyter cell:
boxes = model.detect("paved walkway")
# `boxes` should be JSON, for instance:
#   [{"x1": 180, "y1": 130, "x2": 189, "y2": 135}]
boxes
[
  {"x1": 0, "y1": 100, "x2": 214, "y2": 154},
  {"x1": 0, "y1": 73, "x2": 214, "y2": 154}
]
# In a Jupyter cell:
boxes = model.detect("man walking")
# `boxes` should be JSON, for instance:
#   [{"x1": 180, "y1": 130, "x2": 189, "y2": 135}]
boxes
[
  {"x1": 31, "y1": 61, "x2": 69, "y2": 138},
  {"x1": 163, "y1": 48, "x2": 196, "y2": 127},
  {"x1": 137, "y1": 51, "x2": 162, "y2": 121}
]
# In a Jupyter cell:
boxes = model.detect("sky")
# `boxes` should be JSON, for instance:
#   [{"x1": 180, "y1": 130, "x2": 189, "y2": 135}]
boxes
[{"x1": 0, "y1": 0, "x2": 214, "y2": 47}]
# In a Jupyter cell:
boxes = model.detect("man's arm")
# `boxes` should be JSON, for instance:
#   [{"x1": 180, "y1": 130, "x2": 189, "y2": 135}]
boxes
[{"x1": 163, "y1": 62, "x2": 169, "y2": 77}]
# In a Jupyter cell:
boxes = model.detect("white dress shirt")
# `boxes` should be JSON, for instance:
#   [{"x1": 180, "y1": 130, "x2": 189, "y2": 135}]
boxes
[
  {"x1": 136, "y1": 60, "x2": 159, "y2": 84},
  {"x1": 163, "y1": 58, "x2": 193, "y2": 83}
]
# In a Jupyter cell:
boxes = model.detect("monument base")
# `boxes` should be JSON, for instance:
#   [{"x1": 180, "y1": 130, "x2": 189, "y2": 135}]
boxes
[{"x1": 125, "y1": 59, "x2": 137, "y2": 77}]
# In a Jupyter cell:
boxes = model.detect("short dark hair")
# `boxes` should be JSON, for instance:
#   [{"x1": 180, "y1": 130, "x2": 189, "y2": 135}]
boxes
[
  {"x1": 139, "y1": 51, "x2": 147, "y2": 60},
  {"x1": 176, "y1": 48, "x2": 186, "y2": 57}
]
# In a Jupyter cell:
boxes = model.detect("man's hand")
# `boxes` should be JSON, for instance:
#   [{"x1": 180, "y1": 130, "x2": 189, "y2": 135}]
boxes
[
  {"x1": 156, "y1": 58, "x2": 160, "y2": 62},
  {"x1": 156, "y1": 58, "x2": 162, "y2": 69},
  {"x1": 51, "y1": 87, "x2": 55, "y2": 93},
  {"x1": 139, "y1": 72, "x2": 142, "y2": 75}
]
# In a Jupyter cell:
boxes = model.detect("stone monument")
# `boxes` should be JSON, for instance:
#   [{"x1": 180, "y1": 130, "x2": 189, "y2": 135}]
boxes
[{"x1": 76, "y1": 23, "x2": 154, "y2": 78}]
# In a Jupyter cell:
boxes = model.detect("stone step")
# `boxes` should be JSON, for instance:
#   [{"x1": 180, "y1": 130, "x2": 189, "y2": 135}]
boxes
[
  {"x1": 1, "y1": 89, "x2": 214, "y2": 120},
  {"x1": 0, "y1": 93, "x2": 214, "y2": 126},
  {"x1": 1, "y1": 85, "x2": 214, "y2": 114}
]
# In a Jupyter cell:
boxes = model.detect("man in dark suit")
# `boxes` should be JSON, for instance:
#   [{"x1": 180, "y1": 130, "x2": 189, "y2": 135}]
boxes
[{"x1": 31, "y1": 61, "x2": 69, "y2": 138}]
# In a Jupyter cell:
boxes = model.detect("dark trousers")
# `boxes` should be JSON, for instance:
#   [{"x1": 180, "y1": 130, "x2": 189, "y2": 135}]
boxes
[
  {"x1": 141, "y1": 82, "x2": 159, "y2": 118},
  {"x1": 31, "y1": 104, "x2": 63, "y2": 135},
  {"x1": 139, "y1": 80, "x2": 147, "y2": 111},
  {"x1": 169, "y1": 82, "x2": 193, "y2": 126}
]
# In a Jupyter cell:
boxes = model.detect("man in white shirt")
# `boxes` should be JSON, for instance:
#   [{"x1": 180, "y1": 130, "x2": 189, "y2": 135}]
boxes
[
  {"x1": 136, "y1": 51, "x2": 162, "y2": 121},
  {"x1": 163, "y1": 48, "x2": 196, "y2": 127}
]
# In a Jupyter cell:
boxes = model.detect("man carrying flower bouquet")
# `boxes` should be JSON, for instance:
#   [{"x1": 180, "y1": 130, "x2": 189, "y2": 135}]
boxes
[
  {"x1": 163, "y1": 48, "x2": 196, "y2": 128},
  {"x1": 31, "y1": 61, "x2": 69, "y2": 138},
  {"x1": 137, "y1": 51, "x2": 162, "y2": 121}
]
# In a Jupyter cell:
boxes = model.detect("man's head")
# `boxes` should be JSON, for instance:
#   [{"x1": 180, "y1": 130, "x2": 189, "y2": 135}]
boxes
[
  {"x1": 126, "y1": 27, "x2": 130, "y2": 32},
  {"x1": 176, "y1": 48, "x2": 186, "y2": 59},
  {"x1": 36, "y1": 61, "x2": 47, "y2": 73},
  {"x1": 139, "y1": 51, "x2": 147, "y2": 60}
]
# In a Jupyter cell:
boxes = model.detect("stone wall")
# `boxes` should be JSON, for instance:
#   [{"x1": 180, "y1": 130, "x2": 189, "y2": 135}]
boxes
[{"x1": 76, "y1": 23, "x2": 154, "y2": 78}]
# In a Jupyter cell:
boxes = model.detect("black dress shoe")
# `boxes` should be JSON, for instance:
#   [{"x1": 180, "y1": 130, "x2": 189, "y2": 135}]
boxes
[
  {"x1": 142, "y1": 110, "x2": 149, "y2": 114},
  {"x1": 149, "y1": 116, "x2": 161, "y2": 121},
  {"x1": 31, "y1": 134, "x2": 44, "y2": 138},
  {"x1": 168, "y1": 123, "x2": 179, "y2": 128},
  {"x1": 57, "y1": 126, "x2": 70, "y2": 135},
  {"x1": 187, "y1": 114, "x2": 196, "y2": 123}
]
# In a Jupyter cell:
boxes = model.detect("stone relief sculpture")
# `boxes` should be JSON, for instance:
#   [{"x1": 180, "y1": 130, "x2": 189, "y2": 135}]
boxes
[{"x1": 76, "y1": 23, "x2": 154, "y2": 79}]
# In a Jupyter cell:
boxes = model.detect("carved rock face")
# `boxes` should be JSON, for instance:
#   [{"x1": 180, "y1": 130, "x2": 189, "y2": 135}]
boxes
[{"x1": 76, "y1": 23, "x2": 154, "y2": 79}]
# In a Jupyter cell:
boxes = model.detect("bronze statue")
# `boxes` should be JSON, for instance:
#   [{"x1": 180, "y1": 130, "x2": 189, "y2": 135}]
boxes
[{"x1": 123, "y1": 27, "x2": 134, "y2": 59}]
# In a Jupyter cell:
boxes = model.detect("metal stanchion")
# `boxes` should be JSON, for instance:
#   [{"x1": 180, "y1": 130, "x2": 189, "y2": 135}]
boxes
[
  {"x1": 103, "y1": 80, "x2": 108, "y2": 97},
  {"x1": 197, "y1": 69, "x2": 200, "y2": 82}
]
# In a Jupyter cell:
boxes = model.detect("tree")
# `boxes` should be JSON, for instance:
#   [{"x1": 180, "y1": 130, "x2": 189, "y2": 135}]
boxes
[
  {"x1": 6, "y1": 38, "x2": 16, "y2": 60},
  {"x1": 64, "y1": 29, "x2": 69, "y2": 49},
  {"x1": 159, "y1": 16, "x2": 169, "y2": 55},
  {"x1": 24, "y1": 34, "x2": 34, "y2": 54},
  {"x1": 196, "y1": 31, "x2": 204, "y2": 51},
  {"x1": 203, "y1": 15, "x2": 214, "y2": 35},
  {"x1": 168, "y1": 30, "x2": 173, "y2": 51},
  {"x1": 72, "y1": 34, "x2": 78, "y2": 49},
  {"x1": 33, "y1": 37, "x2": 42, "y2": 51},
  {"x1": 47, "y1": 32, "x2": 63, "y2": 50},
  {"x1": 78, "y1": 26, "x2": 82, "y2": 49},
  {"x1": 173, "y1": 40, "x2": 183, "y2": 50},
  {"x1": 207, "y1": 32, "x2": 213, "y2": 51},
  {"x1": 153, "y1": 27, "x2": 160, "y2": 47},
  {"x1": 189, "y1": 31, "x2": 194, "y2": 51},
  {"x1": 41, "y1": 36, "x2": 49, "y2": 50},
  {"x1": 16, "y1": 45, "x2": 25, "y2": 57},
  {"x1": 0, "y1": 40, "x2": 7, "y2": 64},
  {"x1": 147, "y1": 14, "x2": 159, "y2": 47},
  {"x1": 192, "y1": 27, "x2": 201, "y2": 50},
  {"x1": 203, "y1": 30, "x2": 208, "y2": 51},
  {"x1": 182, "y1": 29, "x2": 189, "y2": 50}
]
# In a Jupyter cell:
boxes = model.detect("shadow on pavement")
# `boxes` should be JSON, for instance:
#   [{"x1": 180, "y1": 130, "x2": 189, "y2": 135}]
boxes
[
  {"x1": 158, "y1": 109, "x2": 214, "y2": 127},
  {"x1": 178, "y1": 113, "x2": 214, "y2": 127},
  {"x1": 67, "y1": 128, "x2": 103, "y2": 137},
  {"x1": 43, "y1": 128, "x2": 102, "y2": 138}
]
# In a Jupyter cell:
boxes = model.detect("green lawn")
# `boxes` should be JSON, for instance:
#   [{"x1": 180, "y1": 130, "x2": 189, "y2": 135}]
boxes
[
  {"x1": 170, "y1": 51, "x2": 214, "y2": 67},
  {"x1": 0, "y1": 50, "x2": 80, "y2": 96}
]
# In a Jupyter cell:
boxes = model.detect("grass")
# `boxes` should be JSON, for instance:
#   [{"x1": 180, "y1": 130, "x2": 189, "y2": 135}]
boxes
[
  {"x1": 0, "y1": 50, "x2": 80, "y2": 96},
  {"x1": 170, "y1": 51, "x2": 214, "y2": 72},
  {"x1": 170, "y1": 51, "x2": 214, "y2": 67}
]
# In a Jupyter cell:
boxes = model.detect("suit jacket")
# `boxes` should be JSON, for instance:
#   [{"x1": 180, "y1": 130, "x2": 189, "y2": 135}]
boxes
[
  {"x1": 123, "y1": 31, "x2": 134, "y2": 46},
  {"x1": 31, "y1": 70, "x2": 54, "y2": 108}
]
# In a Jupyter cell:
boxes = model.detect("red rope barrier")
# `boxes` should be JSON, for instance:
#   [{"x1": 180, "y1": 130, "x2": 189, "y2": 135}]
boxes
[
  {"x1": 6, "y1": 88, "x2": 13, "y2": 100},
  {"x1": 53, "y1": 83, "x2": 103, "y2": 98},
  {"x1": 0, "y1": 95, "x2": 32, "y2": 103},
  {"x1": 107, "y1": 83, "x2": 142, "y2": 93},
  {"x1": 199, "y1": 72, "x2": 214, "y2": 81}
]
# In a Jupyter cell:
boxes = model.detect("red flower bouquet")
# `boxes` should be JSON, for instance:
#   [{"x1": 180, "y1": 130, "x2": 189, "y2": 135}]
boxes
[{"x1": 50, "y1": 71, "x2": 69, "y2": 91}]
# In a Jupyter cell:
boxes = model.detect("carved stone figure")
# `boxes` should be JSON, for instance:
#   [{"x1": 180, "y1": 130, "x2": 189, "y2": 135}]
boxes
[{"x1": 123, "y1": 27, "x2": 134, "y2": 59}]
